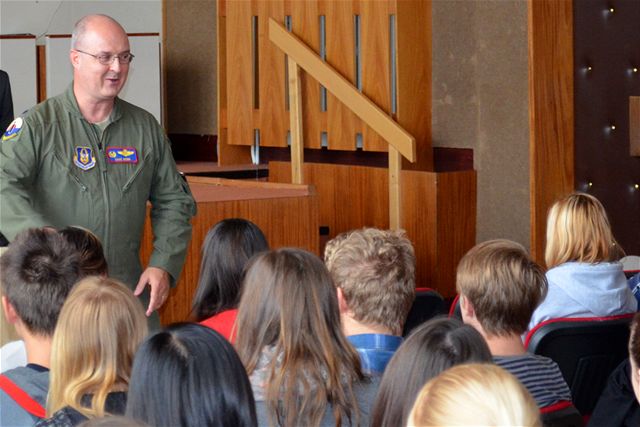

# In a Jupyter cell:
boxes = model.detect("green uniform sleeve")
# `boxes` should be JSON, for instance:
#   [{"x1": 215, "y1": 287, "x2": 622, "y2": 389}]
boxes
[
  {"x1": 0, "y1": 118, "x2": 50, "y2": 240},
  {"x1": 147, "y1": 134, "x2": 196, "y2": 285}
]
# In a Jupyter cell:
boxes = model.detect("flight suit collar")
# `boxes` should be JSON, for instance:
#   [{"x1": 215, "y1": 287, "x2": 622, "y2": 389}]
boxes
[{"x1": 61, "y1": 83, "x2": 124, "y2": 123}]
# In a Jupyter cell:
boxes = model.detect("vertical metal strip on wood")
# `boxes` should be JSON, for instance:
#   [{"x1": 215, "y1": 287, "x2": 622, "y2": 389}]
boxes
[{"x1": 324, "y1": 0, "x2": 362, "y2": 150}]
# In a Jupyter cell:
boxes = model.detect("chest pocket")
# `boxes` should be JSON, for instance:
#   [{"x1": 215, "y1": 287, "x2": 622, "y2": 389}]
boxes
[{"x1": 121, "y1": 149, "x2": 153, "y2": 194}]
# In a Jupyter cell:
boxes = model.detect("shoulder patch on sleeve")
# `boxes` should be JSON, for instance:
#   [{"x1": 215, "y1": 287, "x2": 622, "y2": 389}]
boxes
[{"x1": 2, "y1": 117, "x2": 23, "y2": 142}]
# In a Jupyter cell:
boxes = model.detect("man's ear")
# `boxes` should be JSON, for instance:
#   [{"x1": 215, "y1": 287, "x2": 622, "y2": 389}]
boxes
[
  {"x1": 2, "y1": 296, "x2": 19, "y2": 324},
  {"x1": 70, "y1": 49, "x2": 81, "y2": 68},
  {"x1": 336, "y1": 287, "x2": 350, "y2": 314},
  {"x1": 459, "y1": 295, "x2": 475, "y2": 321}
]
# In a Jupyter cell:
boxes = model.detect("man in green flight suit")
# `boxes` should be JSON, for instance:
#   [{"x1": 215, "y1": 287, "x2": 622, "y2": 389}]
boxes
[{"x1": 0, "y1": 14, "x2": 196, "y2": 326}]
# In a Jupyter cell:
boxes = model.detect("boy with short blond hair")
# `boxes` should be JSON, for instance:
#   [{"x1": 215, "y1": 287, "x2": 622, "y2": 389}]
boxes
[
  {"x1": 457, "y1": 239, "x2": 573, "y2": 408},
  {"x1": 325, "y1": 227, "x2": 415, "y2": 374}
]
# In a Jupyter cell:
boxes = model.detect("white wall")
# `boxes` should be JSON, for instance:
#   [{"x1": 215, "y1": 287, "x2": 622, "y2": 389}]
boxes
[
  {"x1": 0, "y1": 1, "x2": 162, "y2": 121},
  {"x1": 0, "y1": 1, "x2": 161, "y2": 43}
]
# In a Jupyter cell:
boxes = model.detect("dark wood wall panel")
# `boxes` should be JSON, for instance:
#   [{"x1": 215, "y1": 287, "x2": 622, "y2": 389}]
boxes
[{"x1": 574, "y1": 0, "x2": 640, "y2": 255}]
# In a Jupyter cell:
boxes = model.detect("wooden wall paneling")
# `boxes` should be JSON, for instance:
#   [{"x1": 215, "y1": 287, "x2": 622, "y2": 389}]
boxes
[
  {"x1": 37, "y1": 45, "x2": 46, "y2": 102},
  {"x1": 226, "y1": 0, "x2": 253, "y2": 146},
  {"x1": 257, "y1": 1, "x2": 287, "y2": 147},
  {"x1": 360, "y1": 1, "x2": 392, "y2": 152},
  {"x1": 631, "y1": 97, "x2": 640, "y2": 156},
  {"x1": 401, "y1": 170, "x2": 438, "y2": 292},
  {"x1": 216, "y1": 4, "x2": 251, "y2": 164},
  {"x1": 324, "y1": 0, "x2": 362, "y2": 151},
  {"x1": 396, "y1": 0, "x2": 433, "y2": 171},
  {"x1": 528, "y1": 0, "x2": 574, "y2": 264},
  {"x1": 269, "y1": 161, "x2": 389, "y2": 238},
  {"x1": 401, "y1": 170, "x2": 476, "y2": 297},
  {"x1": 291, "y1": 0, "x2": 323, "y2": 149},
  {"x1": 269, "y1": 162, "x2": 477, "y2": 296},
  {"x1": 435, "y1": 171, "x2": 477, "y2": 296},
  {"x1": 141, "y1": 178, "x2": 320, "y2": 325}
]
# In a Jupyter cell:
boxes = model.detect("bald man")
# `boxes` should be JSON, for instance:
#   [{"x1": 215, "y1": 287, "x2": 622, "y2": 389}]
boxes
[{"x1": 0, "y1": 15, "x2": 196, "y2": 327}]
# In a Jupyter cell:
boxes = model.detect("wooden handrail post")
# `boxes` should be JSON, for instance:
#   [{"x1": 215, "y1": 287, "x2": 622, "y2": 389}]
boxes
[
  {"x1": 287, "y1": 57, "x2": 304, "y2": 184},
  {"x1": 388, "y1": 146, "x2": 402, "y2": 230}
]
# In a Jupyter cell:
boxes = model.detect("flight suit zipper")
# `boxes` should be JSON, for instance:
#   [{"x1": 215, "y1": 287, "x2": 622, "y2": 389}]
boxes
[{"x1": 88, "y1": 122, "x2": 111, "y2": 254}]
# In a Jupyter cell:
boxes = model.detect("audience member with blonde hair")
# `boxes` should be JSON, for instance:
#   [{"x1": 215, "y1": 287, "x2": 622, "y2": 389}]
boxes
[
  {"x1": 529, "y1": 192, "x2": 635, "y2": 329},
  {"x1": 457, "y1": 239, "x2": 573, "y2": 409},
  {"x1": 407, "y1": 363, "x2": 541, "y2": 427},
  {"x1": 324, "y1": 228, "x2": 415, "y2": 374},
  {"x1": 36, "y1": 276, "x2": 148, "y2": 426},
  {"x1": 235, "y1": 248, "x2": 378, "y2": 427}
]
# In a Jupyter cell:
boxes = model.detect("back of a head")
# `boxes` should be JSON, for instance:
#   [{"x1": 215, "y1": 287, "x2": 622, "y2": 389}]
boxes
[
  {"x1": 235, "y1": 248, "x2": 362, "y2": 427},
  {"x1": 545, "y1": 192, "x2": 622, "y2": 268},
  {"x1": 371, "y1": 317, "x2": 492, "y2": 427},
  {"x1": 192, "y1": 218, "x2": 268, "y2": 320},
  {"x1": 0, "y1": 227, "x2": 81, "y2": 336},
  {"x1": 408, "y1": 363, "x2": 541, "y2": 427},
  {"x1": 456, "y1": 239, "x2": 547, "y2": 336},
  {"x1": 126, "y1": 323, "x2": 257, "y2": 427},
  {"x1": 48, "y1": 276, "x2": 148, "y2": 418},
  {"x1": 628, "y1": 313, "x2": 640, "y2": 403},
  {"x1": 59, "y1": 226, "x2": 108, "y2": 277},
  {"x1": 324, "y1": 228, "x2": 416, "y2": 335}
]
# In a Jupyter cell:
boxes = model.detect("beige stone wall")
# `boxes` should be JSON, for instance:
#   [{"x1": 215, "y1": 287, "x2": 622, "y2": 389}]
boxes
[
  {"x1": 164, "y1": 0, "x2": 217, "y2": 134},
  {"x1": 432, "y1": 0, "x2": 530, "y2": 248}
]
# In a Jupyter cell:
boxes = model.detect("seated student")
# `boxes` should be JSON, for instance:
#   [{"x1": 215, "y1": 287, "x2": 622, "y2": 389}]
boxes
[
  {"x1": 235, "y1": 248, "x2": 379, "y2": 427},
  {"x1": 324, "y1": 228, "x2": 416, "y2": 374},
  {"x1": 191, "y1": 218, "x2": 269, "y2": 341},
  {"x1": 529, "y1": 192, "x2": 636, "y2": 330},
  {"x1": 407, "y1": 363, "x2": 541, "y2": 427},
  {"x1": 588, "y1": 313, "x2": 640, "y2": 427},
  {"x1": 126, "y1": 323, "x2": 256, "y2": 427},
  {"x1": 370, "y1": 317, "x2": 493, "y2": 427},
  {"x1": 1, "y1": 226, "x2": 108, "y2": 372},
  {"x1": 36, "y1": 276, "x2": 148, "y2": 426},
  {"x1": 0, "y1": 228, "x2": 81, "y2": 426},
  {"x1": 457, "y1": 239, "x2": 573, "y2": 408}
]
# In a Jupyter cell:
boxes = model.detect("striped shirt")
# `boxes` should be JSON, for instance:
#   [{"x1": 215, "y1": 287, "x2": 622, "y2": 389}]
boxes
[{"x1": 494, "y1": 354, "x2": 572, "y2": 408}]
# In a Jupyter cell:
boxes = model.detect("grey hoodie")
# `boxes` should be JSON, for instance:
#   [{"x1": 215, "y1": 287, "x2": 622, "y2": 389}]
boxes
[
  {"x1": 528, "y1": 261, "x2": 637, "y2": 331},
  {"x1": 0, "y1": 366, "x2": 49, "y2": 426}
]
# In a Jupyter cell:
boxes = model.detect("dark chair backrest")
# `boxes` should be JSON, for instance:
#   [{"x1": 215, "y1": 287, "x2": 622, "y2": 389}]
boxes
[
  {"x1": 448, "y1": 293, "x2": 462, "y2": 320},
  {"x1": 525, "y1": 314, "x2": 635, "y2": 416},
  {"x1": 402, "y1": 287, "x2": 446, "y2": 337},
  {"x1": 540, "y1": 400, "x2": 584, "y2": 427}
]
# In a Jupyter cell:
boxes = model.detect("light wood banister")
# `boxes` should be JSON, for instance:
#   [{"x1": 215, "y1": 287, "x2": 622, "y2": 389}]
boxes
[
  {"x1": 269, "y1": 19, "x2": 416, "y2": 162},
  {"x1": 269, "y1": 18, "x2": 417, "y2": 229}
]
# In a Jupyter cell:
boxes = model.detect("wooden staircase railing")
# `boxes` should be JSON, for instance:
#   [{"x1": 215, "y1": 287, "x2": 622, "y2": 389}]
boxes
[{"x1": 268, "y1": 18, "x2": 416, "y2": 229}]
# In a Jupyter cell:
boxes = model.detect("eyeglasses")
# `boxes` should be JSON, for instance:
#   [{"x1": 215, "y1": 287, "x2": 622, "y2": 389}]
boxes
[{"x1": 75, "y1": 49, "x2": 135, "y2": 65}]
